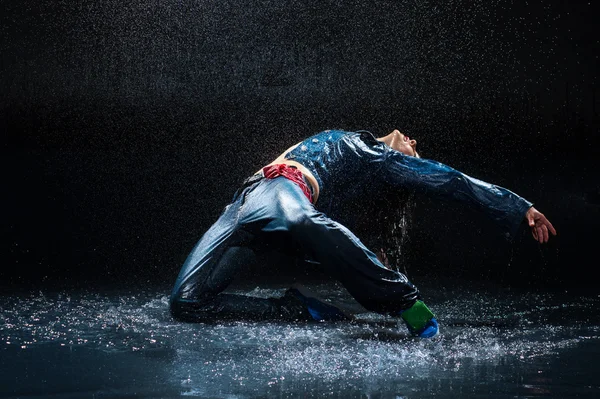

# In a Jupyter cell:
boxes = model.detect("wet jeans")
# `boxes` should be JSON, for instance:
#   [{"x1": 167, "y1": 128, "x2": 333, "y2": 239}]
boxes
[{"x1": 169, "y1": 174, "x2": 420, "y2": 322}]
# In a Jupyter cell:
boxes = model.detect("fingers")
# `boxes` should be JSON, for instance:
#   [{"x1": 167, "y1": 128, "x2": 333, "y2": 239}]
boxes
[
  {"x1": 377, "y1": 248, "x2": 390, "y2": 268},
  {"x1": 544, "y1": 217, "x2": 557, "y2": 236},
  {"x1": 538, "y1": 215, "x2": 557, "y2": 242},
  {"x1": 530, "y1": 211, "x2": 557, "y2": 243},
  {"x1": 540, "y1": 224, "x2": 549, "y2": 243},
  {"x1": 533, "y1": 223, "x2": 551, "y2": 243}
]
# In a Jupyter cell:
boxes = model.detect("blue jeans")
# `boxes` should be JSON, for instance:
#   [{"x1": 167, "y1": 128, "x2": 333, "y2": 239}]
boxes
[{"x1": 169, "y1": 174, "x2": 420, "y2": 322}]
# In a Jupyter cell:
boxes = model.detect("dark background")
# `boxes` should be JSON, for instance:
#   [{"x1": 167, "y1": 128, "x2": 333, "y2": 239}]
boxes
[{"x1": 2, "y1": 0, "x2": 598, "y2": 294}]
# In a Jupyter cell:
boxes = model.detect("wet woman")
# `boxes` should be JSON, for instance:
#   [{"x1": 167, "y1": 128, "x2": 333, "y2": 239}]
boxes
[{"x1": 169, "y1": 129, "x2": 556, "y2": 338}]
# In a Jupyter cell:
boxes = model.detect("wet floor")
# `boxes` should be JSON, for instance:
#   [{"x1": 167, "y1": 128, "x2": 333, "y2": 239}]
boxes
[{"x1": 1, "y1": 279, "x2": 599, "y2": 398}]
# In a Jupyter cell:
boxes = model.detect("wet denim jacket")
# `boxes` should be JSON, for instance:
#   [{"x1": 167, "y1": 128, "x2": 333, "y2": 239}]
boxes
[{"x1": 283, "y1": 129, "x2": 533, "y2": 238}]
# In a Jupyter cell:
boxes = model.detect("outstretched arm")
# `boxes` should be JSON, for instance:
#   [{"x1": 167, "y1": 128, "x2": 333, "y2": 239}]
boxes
[
  {"x1": 380, "y1": 150, "x2": 548, "y2": 240},
  {"x1": 525, "y1": 206, "x2": 557, "y2": 243}
]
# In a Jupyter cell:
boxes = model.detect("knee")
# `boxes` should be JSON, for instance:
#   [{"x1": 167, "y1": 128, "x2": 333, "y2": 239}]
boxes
[
  {"x1": 169, "y1": 297, "x2": 185, "y2": 321},
  {"x1": 168, "y1": 286, "x2": 213, "y2": 322},
  {"x1": 169, "y1": 292, "x2": 188, "y2": 321},
  {"x1": 169, "y1": 294, "x2": 215, "y2": 323}
]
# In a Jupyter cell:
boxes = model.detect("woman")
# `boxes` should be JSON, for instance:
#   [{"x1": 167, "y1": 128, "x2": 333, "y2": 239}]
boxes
[{"x1": 169, "y1": 129, "x2": 556, "y2": 338}]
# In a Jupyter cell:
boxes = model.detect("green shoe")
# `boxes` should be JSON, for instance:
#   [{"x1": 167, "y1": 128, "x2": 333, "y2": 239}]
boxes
[{"x1": 400, "y1": 300, "x2": 439, "y2": 338}]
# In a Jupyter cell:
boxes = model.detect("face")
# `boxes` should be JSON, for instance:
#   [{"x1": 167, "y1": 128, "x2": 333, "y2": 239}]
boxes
[{"x1": 390, "y1": 130, "x2": 419, "y2": 157}]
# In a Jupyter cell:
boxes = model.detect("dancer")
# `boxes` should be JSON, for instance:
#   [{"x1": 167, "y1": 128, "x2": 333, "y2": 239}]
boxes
[{"x1": 169, "y1": 129, "x2": 556, "y2": 338}]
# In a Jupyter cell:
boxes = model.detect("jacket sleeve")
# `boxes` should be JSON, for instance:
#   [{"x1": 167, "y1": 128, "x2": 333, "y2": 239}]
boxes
[{"x1": 380, "y1": 150, "x2": 533, "y2": 238}]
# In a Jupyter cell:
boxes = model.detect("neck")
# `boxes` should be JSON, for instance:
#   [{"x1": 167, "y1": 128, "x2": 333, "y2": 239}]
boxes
[{"x1": 376, "y1": 132, "x2": 400, "y2": 149}]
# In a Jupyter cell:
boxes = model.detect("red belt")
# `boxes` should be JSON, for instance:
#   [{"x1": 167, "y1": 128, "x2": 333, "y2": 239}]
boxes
[{"x1": 262, "y1": 164, "x2": 313, "y2": 204}]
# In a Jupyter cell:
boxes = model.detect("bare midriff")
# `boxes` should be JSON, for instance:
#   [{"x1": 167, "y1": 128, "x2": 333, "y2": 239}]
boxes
[{"x1": 256, "y1": 142, "x2": 320, "y2": 204}]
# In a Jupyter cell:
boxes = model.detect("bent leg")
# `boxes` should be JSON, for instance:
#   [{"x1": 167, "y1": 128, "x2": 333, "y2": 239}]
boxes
[
  {"x1": 294, "y1": 214, "x2": 420, "y2": 313},
  {"x1": 269, "y1": 190, "x2": 421, "y2": 314},
  {"x1": 282, "y1": 200, "x2": 439, "y2": 335},
  {"x1": 169, "y1": 178, "x2": 312, "y2": 322},
  {"x1": 171, "y1": 245, "x2": 312, "y2": 322}
]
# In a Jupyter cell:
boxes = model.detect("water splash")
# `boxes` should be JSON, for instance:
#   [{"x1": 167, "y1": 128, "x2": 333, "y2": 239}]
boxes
[{"x1": 1, "y1": 283, "x2": 599, "y2": 397}]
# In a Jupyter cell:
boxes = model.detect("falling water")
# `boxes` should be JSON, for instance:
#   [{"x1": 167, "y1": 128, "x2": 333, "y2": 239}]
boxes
[{"x1": 388, "y1": 195, "x2": 416, "y2": 276}]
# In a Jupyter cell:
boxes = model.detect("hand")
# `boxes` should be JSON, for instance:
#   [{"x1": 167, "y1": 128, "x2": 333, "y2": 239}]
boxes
[
  {"x1": 377, "y1": 248, "x2": 391, "y2": 269},
  {"x1": 525, "y1": 206, "x2": 557, "y2": 244}
]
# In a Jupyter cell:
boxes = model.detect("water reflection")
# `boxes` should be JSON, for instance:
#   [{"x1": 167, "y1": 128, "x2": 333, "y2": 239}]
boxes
[{"x1": 0, "y1": 283, "x2": 599, "y2": 398}]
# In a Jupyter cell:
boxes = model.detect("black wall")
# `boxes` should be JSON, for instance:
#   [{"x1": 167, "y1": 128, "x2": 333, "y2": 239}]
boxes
[{"x1": 2, "y1": 0, "x2": 598, "y2": 294}]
